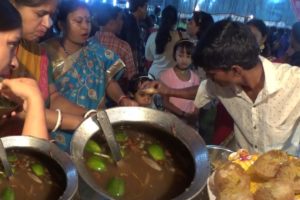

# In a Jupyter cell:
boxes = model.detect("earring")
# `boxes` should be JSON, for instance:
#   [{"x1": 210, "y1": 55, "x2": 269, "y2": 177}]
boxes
[{"x1": 259, "y1": 44, "x2": 265, "y2": 53}]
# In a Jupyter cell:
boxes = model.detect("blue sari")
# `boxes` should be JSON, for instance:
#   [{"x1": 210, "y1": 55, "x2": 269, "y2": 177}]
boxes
[{"x1": 45, "y1": 37, "x2": 125, "y2": 151}]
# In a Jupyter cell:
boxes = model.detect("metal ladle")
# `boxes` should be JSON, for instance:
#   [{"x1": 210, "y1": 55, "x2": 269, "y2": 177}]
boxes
[
  {"x1": 0, "y1": 138, "x2": 13, "y2": 178},
  {"x1": 96, "y1": 110, "x2": 122, "y2": 164}
]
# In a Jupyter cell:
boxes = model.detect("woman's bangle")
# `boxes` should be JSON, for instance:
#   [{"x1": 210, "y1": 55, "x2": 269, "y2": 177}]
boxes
[
  {"x1": 51, "y1": 109, "x2": 62, "y2": 132},
  {"x1": 84, "y1": 109, "x2": 97, "y2": 119},
  {"x1": 117, "y1": 95, "x2": 128, "y2": 105}
]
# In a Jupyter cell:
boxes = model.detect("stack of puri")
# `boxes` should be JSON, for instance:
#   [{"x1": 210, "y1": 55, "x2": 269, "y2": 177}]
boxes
[{"x1": 210, "y1": 150, "x2": 300, "y2": 200}]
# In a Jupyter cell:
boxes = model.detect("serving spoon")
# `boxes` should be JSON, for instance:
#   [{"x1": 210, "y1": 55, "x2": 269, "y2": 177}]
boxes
[
  {"x1": 0, "y1": 138, "x2": 13, "y2": 178},
  {"x1": 96, "y1": 110, "x2": 122, "y2": 165}
]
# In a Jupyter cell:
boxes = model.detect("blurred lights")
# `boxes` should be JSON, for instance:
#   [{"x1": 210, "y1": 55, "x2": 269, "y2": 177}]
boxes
[
  {"x1": 269, "y1": 0, "x2": 284, "y2": 3},
  {"x1": 208, "y1": 0, "x2": 216, "y2": 9}
]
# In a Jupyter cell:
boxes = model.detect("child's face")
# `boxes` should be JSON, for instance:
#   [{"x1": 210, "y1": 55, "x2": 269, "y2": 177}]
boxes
[
  {"x1": 134, "y1": 90, "x2": 153, "y2": 107},
  {"x1": 175, "y1": 47, "x2": 192, "y2": 70}
]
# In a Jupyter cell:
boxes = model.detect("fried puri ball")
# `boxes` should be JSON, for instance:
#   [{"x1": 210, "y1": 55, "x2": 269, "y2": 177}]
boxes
[
  {"x1": 217, "y1": 187, "x2": 254, "y2": 200},
  {"x1": 214, "y1": 162, "x2": 251, "y2": 194},
  {"x1": 248, "y1": 150, "x2": 289, "y2": 181},
  {"x1": 253, "y1": 180, "x2": 294, "y2": 200},
  {"x1": 276, "y1": 158, "x2": 300, "y2": 194}
]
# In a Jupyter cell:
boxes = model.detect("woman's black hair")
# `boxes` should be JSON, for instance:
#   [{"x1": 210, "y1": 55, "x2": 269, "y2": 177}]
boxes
[
  {"x1": 173, "y1": 39, "x2": 194, "y2": 60},
  {"x1": 128, "y1": 75, "x2": 152, "y2": 95},
  {"x1": 246, "y1": 18, "x2": 270, "y2": 57},
  {"x1": 193, "y1": 19, "x2": 260, "y2": 71},
  {"x1": 155, "y1": 5, "x2": 177, "y2": 54},
  {"x1": 11, "y1": 0, "x2": 49, "y2": 7},
  {"x1": 55, "y1": 0, "x2": 90, "y2": 32},
  {"x1": 0, "y1": 0, "x2": 22, "y2": 31},
  {"x1": 192, "y1": 11, "x2": 214, "y2": 40},
  {"x1": 246, "y1": 19, "x2": 268, "y2": 38}
]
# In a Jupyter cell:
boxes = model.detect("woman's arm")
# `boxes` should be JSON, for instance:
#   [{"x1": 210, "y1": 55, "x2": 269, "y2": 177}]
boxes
[
  {"x1": 0, "y1": 78, "x2": 48, "y2": 139},
  {"x1": 106, "y1": 80, "x2": 138, "y2": 106},
  {"x1": 48, "y1": 84, "x2": 87, "y2": 115},
  {"x1": 45, "y1": 109, "x2": 83, "y2": 131}
]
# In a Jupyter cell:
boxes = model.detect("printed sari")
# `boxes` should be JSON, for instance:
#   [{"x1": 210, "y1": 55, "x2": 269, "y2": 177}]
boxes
[{"x1": 44, "y1": 37, "x2": 125, "y2": 151}]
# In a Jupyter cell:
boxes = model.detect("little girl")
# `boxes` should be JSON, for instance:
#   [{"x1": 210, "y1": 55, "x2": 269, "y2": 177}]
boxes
[
  {"x1": 128, "y1": 75, "x2": 158, "y2": 108},
  {"x1": 159, "y1": 39, "x2": 200, "y2": 126}
]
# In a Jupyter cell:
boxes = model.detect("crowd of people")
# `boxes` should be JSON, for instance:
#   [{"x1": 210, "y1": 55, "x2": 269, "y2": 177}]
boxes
[{"x1": 0, "y1": 0, "x2": 300, "y2": 156}]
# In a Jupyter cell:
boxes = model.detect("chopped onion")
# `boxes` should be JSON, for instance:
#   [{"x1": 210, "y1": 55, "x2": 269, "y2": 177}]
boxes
[{"x1": 142, "y1": 156, "x2": 162, "y2": 171}]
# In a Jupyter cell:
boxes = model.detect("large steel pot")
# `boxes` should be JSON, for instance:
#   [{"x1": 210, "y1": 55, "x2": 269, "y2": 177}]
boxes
[
  {"x1": 71, "y1": 107, "x2": 210, "y2": 200},
  {"x1": 1, "y1": 136, "x2": 78, "y2": 200}
]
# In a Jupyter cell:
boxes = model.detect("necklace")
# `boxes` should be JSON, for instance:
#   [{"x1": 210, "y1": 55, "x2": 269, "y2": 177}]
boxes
[
  {"x1": 175, "y1": 65, "x2": 190, "y2": 75},
  {"x1": 59, "y1": 38, "x2": 85, "y2": 56}
]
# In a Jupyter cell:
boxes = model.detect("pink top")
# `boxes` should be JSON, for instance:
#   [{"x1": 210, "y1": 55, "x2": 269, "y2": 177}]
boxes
[{"x1": 160, "y1": 67, "x2": 200, "y2": 113}]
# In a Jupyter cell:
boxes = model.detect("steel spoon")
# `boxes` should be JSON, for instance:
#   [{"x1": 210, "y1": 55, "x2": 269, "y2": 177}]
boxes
[
  {"x1": 0, "y1": 138, "x2": 13, "y2": 178},
  {"x1": 96, "y1": 110, "x2": 122, "y2": 164}
]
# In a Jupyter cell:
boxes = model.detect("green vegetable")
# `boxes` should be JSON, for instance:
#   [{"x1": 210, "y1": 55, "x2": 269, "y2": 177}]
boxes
[
  {"x1": 85, "y1": 140, "x2": 102, "y2": 153},
  {"x1": 31, "y1": 163, "x2": 45, "y2": 177},
  {"x1": 7, "y1": 154, "x2": 17, "y2": 163},
  {"x1": 86, "y1": 156, "x2": 106, "y2": 172},
  {"x1": 1, "y1": 187, "x2": 15, "y2": 200},
  {"x1": 115, "y1": 131, "x2": 128, "y2": 143},
  {"x1": 120, "y1": 148, "x2": 125, "y2": 158},
  {"x1": 147, "y1": 144, "x2": 165, "y2": 161},
  {"x1": 106, "y1": 177, "x2": 125, "y2": 197}
]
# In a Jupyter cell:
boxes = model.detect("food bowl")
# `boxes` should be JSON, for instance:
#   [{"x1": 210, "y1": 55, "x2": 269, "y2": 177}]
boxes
[
  {"x1": 71, "y1": 107, "x2": 210, "y2": 200},
  {"x1": 1, "y1": 136, "x2": 78, "y2": 199},
  {"x1": 0, "y1": 96, "x2": 18, "y2": 116},
  {"x1": 206, "y1": 145, "x2": 233, "y2": 172}
]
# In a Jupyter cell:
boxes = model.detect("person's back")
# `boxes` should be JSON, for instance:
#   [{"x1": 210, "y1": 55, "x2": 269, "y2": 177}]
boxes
[
  {"x1": 92, "y1": 3, "x2": 136, "y2": 92},
  {"x1": 146, "y1": 31, "x2": 183, "y2": 79},
  {"x1": 146, "y1": 5, "x2": 183, "y2": 79},
  {"x1": 119, "y1": 0, "x2": 148, "y2": 75}
]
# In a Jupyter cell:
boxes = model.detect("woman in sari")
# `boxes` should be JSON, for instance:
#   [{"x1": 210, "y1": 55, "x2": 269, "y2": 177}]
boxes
[
  {"x1": 4, "y1": 0, "x2": 87, "y2": 141},
  {"x1": 43, "y1": 0, "x2": 137, "y2": 150},
  {"x1": 0, "y1": 0, "x2": 47, "y2": 139}
]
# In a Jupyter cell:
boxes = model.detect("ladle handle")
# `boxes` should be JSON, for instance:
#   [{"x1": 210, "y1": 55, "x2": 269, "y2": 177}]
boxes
[
  {"x1": 0, "y1": 139, "x2": 13, "y2": 177},
  {"x1": 97, "y1": 110, "x2": 122, "y2": 163}
]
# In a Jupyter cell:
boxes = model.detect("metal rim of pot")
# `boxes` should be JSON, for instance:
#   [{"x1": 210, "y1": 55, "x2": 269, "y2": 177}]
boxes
[
  {"x1": 71, "y1": 107, "x2": 210, "y2": 200},
  {"x1": 1, "y1": 136, "x2": 78, "y2": 200}
]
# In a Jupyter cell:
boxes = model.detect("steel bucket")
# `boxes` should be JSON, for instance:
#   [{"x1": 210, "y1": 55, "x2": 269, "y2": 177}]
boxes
[
  {"x1": 71, "y1": 107, "x2": 210, "y2": 200},
  {"x1": 1, "y1": 136, "x2": 78, "y2": 200}
]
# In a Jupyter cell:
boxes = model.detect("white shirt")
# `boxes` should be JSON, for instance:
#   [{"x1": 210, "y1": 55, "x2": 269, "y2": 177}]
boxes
[
  {"x1": 194, "y1": 57, "x2": 300, "y2": 156},
  {"x1": 145, "y1": 31, "x2": 186, "y2": 79}
]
